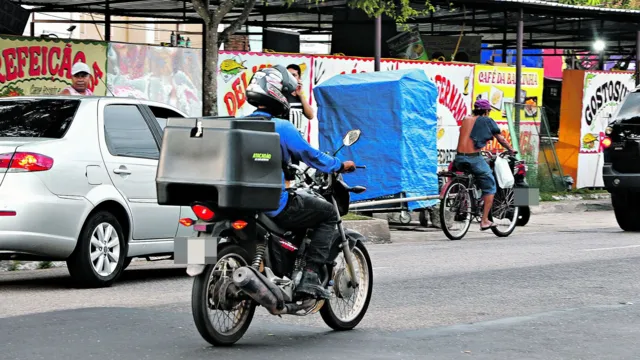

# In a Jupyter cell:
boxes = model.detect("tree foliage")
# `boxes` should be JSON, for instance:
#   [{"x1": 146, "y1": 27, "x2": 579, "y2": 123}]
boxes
[{"x1": 559, "y1": 0, "x2": 640, "y2": 9}]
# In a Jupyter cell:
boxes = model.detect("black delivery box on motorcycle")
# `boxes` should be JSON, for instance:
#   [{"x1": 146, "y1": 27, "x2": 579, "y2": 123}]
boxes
[{"x1": 155, "y1": 116, "x2": 283, "y2": 211}]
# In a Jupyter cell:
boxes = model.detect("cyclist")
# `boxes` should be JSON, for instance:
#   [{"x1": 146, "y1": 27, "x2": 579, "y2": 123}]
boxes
[{"x1": 454, "y1": 98, "x2": 515, "y2": 230}]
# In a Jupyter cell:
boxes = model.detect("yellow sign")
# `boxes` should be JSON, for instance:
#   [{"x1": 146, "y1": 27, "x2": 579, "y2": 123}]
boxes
[
  {"x1": 0, "y1": 36, "x2": 108, "y2": 97},
  {"x1": 472, "y1": 65, "x2": 544, "y2": 122}
]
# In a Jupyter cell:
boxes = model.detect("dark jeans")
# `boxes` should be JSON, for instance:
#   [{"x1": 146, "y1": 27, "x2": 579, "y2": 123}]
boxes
[{"x1": 272, "y1": 191, "x2": 338, "y2": 271}]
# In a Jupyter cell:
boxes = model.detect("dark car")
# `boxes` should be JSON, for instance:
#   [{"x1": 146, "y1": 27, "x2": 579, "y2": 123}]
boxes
[{"x1": 602, "y1": 86, "x2": 640, "y2": 231}]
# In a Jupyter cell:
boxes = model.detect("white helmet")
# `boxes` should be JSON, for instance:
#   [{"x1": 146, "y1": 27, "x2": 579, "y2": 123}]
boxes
[{"x1": 246, "y1": 64, "x2": 298, "y2": 118}]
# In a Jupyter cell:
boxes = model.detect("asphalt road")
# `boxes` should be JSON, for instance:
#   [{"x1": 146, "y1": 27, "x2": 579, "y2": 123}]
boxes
[{"x1": 2, "y1": 210, "x2": 640, "y2": 359}]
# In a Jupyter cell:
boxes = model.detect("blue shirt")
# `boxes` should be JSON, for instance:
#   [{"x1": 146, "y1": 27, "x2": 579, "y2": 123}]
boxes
[
  {"x1": 469, "y1": 115, "x2": 501, "y2": 150},
  {"x1": 247, "y1": 110, "x2": 343, "y2": 217}
]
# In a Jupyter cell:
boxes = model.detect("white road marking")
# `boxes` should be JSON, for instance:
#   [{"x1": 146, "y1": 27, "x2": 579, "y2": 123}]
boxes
[{"x1": 581, "y1": 245, "x2": 640, "y2": 252}]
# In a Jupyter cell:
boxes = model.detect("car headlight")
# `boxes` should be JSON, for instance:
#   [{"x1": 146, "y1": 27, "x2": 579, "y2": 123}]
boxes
[{"x1": 605, "y1": 126, "x2": 613, "y2": 135}]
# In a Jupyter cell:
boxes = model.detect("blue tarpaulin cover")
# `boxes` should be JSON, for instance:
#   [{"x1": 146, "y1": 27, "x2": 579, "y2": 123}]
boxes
[{"x1": 314, "y1": 68, "x2": 439, "y2": 210}]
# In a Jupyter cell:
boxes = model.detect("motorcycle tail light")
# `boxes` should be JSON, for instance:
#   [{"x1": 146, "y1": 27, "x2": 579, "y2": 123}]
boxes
[
  {"x1": 179, "y1": 218, "x2": 194, "y2": 227},
  {"x1": 232, "y1": 220, "x2": 248, "y2": 230},
  {"x1": 192, "y1": 204, "x2": 215, "y2": 221}
]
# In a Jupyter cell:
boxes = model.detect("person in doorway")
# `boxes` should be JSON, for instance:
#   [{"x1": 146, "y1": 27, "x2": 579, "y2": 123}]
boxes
[
  {"x1": 60, "y1": 62, "x2": 93, "y2": 96},
  {"x1": 286, "y1": 64, "x2": 314, "y2": 123},
  {"x1": 245, "y1": 64, "x2": 356, "y2": 300},
  {"x1": 454, "y1": 98, "x2": 515, "y2": 230}
]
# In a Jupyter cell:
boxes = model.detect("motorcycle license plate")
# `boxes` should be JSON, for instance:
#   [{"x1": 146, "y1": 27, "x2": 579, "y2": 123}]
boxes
[{"x1": 173, "y1": 236, "x2": 218, "y2": 265}]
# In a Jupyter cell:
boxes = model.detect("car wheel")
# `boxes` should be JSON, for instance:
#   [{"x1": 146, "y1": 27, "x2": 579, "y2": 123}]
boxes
[
  {"x1": 612, "y1": 191, "x2": 640, "y2": 231},
  {"x1": 123, "y1": 257, "x2": 133, "y2": 270},
  {"x1": 67, "y1": 211, "x2": 127, "y2": 288}
]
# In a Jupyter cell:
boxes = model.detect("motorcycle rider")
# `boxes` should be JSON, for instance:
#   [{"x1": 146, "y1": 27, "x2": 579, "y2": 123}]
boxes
[
  {"x1": 454, "y1": 98, "x2": 515, "y2": 230},
  {"x1": 244, "y1": 65, "x2": 356, "y2": 300}
]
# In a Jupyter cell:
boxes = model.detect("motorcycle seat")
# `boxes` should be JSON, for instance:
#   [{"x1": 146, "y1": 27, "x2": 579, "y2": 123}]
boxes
[{"x1": 257, "y1": 213, "x2": 291, "y2": 237}]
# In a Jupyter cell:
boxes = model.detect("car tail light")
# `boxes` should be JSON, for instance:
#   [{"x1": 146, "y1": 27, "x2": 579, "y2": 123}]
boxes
[
  {"x1": 232, "y1": 220, "x2": 248, "y2": 230},
  {"x1": 179, "y1": 218, "x2": 194, "y2": 227},
  {"x1": 602, "y1": 136, "x2": 612, "y2": 149},
  {"x1": 0, "y1": 152, "x2": 54, "y2": 172},
  {"x1": 0, "y1": 211, "x2": 16, "y2": 216},
  {"x1": 191, "y1": 204, "x2": 215, "y2": 221}
]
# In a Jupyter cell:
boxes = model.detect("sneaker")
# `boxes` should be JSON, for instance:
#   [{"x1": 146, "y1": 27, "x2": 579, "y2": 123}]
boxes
[{"x1": 295, "y1": 270, "x2": 331, "y2": 300}]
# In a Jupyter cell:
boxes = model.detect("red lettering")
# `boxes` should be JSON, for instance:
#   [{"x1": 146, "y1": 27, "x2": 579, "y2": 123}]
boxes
[
  {"x1": 91, "y1": 61, "x2": 104, "y2": 91},
  {"x1": 28, "y1": 46, "x2": 41, "y2": 77},
  {"x1": 0, "y1": 53, "x2": 4, "y2": 83},
  {"x1": 48, "y1": 47, "x2": 61, "y2": 76},
  {"x1": 41, "y1": 46, "x2": 49, "y2": 75},
  {"x1": 16, "y1": 47, "x2": 28, "y2": 78},
  {"x1": 3, "y1": 48, "x2": 18, "y2": 82},
  {"x1": 224, "y1": 92, "x2": 237, "y2": 116},
  {"x1": 59, "y1": 44, "x2": 72, "y2": 78},
  {"x1": 240, "y1": 71, "x2": 248, "y2": 90},
  {"x1": 232, "y1": 76, "x2": 246, "y2": 109}
]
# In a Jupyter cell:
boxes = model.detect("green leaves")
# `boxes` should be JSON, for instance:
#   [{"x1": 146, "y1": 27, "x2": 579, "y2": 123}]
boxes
[
  {"x1": 558, "y1": 0, "x2": 640, "y2": 9},
  {"x1": 282, "y1": 0, "x2": 434, "y2": 24}
]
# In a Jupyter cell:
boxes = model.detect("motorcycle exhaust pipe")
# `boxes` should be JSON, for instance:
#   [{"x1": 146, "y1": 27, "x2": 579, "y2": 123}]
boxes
[{"x1": 232, "y1": 266, "x2": 285, "y2": 315}]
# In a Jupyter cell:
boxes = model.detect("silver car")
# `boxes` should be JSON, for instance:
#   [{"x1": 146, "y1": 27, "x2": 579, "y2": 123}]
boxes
[{"x1": 0, "y1": 96, "x2": 195, "y2": 287}]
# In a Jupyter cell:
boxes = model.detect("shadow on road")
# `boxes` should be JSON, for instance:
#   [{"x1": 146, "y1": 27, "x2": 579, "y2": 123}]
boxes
[{"x1": 0, "y1": 265, "x2": 188, "y2": 290}]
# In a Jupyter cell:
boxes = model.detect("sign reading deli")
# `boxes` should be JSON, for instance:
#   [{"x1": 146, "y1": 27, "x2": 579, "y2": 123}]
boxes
[{"x1": 0, "y1": 36, "x2": 108, "y2": 97}]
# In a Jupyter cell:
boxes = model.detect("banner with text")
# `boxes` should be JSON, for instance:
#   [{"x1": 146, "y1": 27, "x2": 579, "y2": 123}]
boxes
[
  {"x1": 0, "y1": 36, "x2": 107, "y2": 97},
  {"x1": 472, "y1": 65, "x2": 544, "y2": 123},
  {"x1": 396, "y1": 60, "x2": 475, "y2": 169},
  {"x1": 217, "y1": 51, "x2": 313, "y2": 129},
  {"x1": 577, "y1": 70, "x2": 635, "y2": 188}
]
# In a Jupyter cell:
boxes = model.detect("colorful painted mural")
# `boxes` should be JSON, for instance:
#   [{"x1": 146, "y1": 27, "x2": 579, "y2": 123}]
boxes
[{"x1": 106, "y1": 43, "x2": 202, "y2": 116}]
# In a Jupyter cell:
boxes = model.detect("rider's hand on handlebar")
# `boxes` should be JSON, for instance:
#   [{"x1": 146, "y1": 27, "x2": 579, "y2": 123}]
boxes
[{"x1": 340, "y1": 161, "x2": 357, "y2": 173}]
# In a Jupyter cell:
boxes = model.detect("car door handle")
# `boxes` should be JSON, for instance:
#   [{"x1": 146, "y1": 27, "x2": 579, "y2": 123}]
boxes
[{"x1": 113, "y1": 167, "x2": 131, "y2": 175}]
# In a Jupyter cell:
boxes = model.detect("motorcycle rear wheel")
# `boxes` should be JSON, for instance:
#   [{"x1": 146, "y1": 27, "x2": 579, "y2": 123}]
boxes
[
  {"x1": 320, "y1": 241, "x2": 373, "y2": 331},
  {"x1": 192, "y1": 244, "x2": 256, "y2": 347}
]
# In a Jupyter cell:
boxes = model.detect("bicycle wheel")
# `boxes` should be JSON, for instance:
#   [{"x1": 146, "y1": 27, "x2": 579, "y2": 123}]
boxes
[
  {"x1": 489, "y1": 187, "x2": 519, "y2": 237},
  {"x1": 439, "y1": 179, "x2": 472, "y2": 240}
]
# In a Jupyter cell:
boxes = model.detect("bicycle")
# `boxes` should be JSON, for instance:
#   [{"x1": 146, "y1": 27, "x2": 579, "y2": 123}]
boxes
[{"x1": 437, "y1": 150, "x2": 520, "y2": 240}]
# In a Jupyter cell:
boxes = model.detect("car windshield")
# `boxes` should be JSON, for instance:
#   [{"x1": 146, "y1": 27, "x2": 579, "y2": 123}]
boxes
[
  {"x1": 614, "y1": 92, "x2": 640, "y2": 124},
  {"x1": 0, "y1": 98, "x2": 80, "y2": 138}
]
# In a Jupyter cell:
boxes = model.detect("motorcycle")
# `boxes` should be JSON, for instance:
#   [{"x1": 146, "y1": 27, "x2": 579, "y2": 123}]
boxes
[
  {"x1": 512, "y1": 157, "x2": 531, "y2": 227},
  {"x1": 182, "y1": 129, "x2": 373, "y2": 346}
]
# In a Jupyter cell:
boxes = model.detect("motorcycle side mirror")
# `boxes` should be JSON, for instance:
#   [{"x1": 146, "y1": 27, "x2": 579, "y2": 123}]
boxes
[{"x1": 343, "y1": 129, "x2": 362, "y2": 147}]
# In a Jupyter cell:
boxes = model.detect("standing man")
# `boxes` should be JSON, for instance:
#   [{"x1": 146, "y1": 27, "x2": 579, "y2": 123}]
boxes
[
  {"x1": 454, "y1": 99, "x2": 515, "y2": 230},
  {"x1": 60, "y1": 62, "x2": 93, "y2": 96},
  {"x1": 286, "y1": 64, "x2": 314, "y2": 134}
]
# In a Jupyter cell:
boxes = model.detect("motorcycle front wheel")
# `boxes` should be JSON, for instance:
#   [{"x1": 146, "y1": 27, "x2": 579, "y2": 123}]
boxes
[
  {"x1": 320, "y1": 241, "x2": 373, "y2": 331},
  {"x1": 191, "y1": 244, "x2": 256, "y2": 346}
]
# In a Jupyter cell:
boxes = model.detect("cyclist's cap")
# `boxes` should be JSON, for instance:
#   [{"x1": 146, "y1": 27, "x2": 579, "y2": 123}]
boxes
[{"x1": 474, "y1": 98, "x2": 492, "y2": 110}]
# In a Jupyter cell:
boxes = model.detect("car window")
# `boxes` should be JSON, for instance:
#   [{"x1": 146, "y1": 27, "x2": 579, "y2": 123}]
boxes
[
  {"x1": 147, "y1": 105, "x2": 184, "y2": 131},
  {"x1": 614, "y1": 92, "x2": 640, "y2": 123},
  {"x1": 0, "y1": 99, "x2": 80, "y2": 138},
  {"x1": 104, "y1": 104, "x2": 159, "y2": 160}
]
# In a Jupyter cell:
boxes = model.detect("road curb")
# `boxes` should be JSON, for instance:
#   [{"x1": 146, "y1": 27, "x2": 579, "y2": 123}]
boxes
[
  {"x1": 343, "y1": 219, "x2": 392, "y2": 244},
  {"x1": 530, "y1": 199, "x2": 613, "y2": 214}
]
